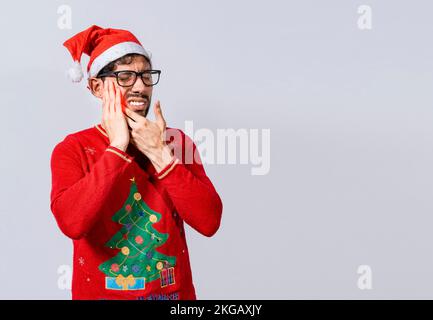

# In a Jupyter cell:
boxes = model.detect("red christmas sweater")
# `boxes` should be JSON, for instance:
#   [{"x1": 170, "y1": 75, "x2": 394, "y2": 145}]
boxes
[{"x1": 50, "y1": 123, "x2": 223, "y2": 300}]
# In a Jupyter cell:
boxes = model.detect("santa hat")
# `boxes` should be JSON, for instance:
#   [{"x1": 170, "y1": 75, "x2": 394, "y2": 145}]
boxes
[{"x1": 63, "y1": 25, "x2": 152, "y2": 82}]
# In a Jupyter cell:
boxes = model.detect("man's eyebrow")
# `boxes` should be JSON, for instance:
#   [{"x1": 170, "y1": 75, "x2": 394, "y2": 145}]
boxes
[{"x1": 116, "y1": 68, "x2": 153, "y2": 72}]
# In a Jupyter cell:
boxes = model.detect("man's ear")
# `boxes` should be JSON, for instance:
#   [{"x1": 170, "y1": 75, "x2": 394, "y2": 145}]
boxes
[{"x1": 88, "y1": 77, "x2": 104, "y2": 98}]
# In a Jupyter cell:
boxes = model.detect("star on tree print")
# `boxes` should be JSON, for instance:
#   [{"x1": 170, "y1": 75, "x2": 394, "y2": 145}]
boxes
[{"x1": 99, "y1": 177, "x2": 176, "y2": 290}]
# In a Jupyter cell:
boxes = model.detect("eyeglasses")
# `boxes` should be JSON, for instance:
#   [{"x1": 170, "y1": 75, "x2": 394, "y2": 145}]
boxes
[{"x1": 97, "y1": 70, "x2": 161, "y2": 87}]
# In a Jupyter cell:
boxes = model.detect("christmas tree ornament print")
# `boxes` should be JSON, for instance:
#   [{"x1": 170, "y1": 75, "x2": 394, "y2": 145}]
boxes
[{"x1": 99, "y1": 177, "x2": 176, "y2": 290}]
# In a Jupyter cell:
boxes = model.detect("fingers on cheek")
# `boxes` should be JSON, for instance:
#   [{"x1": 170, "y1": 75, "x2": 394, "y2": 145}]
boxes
[
  {"x1": 137, "y1": 127, "x2": 145, "y2": 135},
  {"x1": 131, "y1": 130, "x2": 142, "y2": 141}
]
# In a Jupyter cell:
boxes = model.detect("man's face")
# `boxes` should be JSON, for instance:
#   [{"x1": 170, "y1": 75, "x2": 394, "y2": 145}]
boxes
[
  {"x1": 112, "y1": 55, "x2": 153, "y2": 117},
  {"x1": 90, "y1": 55, "x2": 153, "y2": 118}
]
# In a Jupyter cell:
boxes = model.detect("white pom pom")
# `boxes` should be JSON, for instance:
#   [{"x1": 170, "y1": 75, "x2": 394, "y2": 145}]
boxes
[{"x1": 67, "y1": 61, "x2": 84, "y2": 82}]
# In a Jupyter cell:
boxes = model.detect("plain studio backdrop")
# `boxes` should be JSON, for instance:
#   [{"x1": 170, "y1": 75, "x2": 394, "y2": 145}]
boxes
[{"x1": 1, "y1": 0, "x2": 433, "y2": 299}]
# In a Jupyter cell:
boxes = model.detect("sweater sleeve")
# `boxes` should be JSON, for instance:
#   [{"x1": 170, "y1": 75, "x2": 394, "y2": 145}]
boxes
[
  {"x1": 152, "y1": 129, "x2": 223, "y2": 237},
  {"x1": 50, "y1": 135, "x2": 135, "y2": 240}
]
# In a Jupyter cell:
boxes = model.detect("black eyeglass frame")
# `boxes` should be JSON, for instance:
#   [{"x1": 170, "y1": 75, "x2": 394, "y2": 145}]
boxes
[{"x1": 97, "y1": 70, "x2": 162, "y2": 87}]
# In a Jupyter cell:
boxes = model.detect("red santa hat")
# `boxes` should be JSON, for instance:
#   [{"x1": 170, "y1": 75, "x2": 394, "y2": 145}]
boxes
[{"x1": 63, "y1": 25, "x2": 152, "y2": 82}]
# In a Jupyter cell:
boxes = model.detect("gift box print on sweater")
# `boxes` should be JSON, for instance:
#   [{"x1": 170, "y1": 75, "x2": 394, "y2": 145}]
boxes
[{"x1": 99, "y1": 176, "x2": 176, "y2": 290}]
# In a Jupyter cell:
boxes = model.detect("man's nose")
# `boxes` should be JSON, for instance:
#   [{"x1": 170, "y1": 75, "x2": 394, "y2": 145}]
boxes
[{"x1": 131, "y1": 75, "x2": 148, "y2": 92}]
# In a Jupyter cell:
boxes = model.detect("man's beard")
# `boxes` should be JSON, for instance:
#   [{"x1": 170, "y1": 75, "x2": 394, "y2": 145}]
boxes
[
  {"x1": 127, "y1": 94, "x2": 151, "y2": 118},
  {"x1": 139, "y1": 99, "x2": 150, "y2": 117}
]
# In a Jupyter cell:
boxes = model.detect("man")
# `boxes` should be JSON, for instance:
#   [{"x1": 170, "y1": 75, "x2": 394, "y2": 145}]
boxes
[{"x1": 50, "y1": 25, "x2": 223, "y2": 300}]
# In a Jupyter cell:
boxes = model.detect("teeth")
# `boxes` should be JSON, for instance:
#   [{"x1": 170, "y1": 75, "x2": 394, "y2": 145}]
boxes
[{"x1": 129, "y1": 101, "x2": 145, "y2": 106}]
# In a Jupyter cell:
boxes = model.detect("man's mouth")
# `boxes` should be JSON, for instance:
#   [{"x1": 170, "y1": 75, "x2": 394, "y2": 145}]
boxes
[{"x1": 127, "y1": 98, "x2": 148, "y2": 111}]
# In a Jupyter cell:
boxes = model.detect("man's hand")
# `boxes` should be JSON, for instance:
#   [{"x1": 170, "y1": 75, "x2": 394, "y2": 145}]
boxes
[
  {"x1": 102, "y1": 78, "x2": 130, "y2": 151},
  {"x1": 124, "y1": 101, "x2": 174, "y2": 172}
]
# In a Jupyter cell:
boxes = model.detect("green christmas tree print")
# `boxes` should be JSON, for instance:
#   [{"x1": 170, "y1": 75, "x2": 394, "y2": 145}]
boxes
[{"x1": 99, "y1": 177, "x2": 176, "y2": 291}]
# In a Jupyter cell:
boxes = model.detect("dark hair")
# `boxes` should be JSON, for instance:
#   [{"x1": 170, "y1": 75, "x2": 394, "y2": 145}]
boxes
[{"x1": 96, "y1": 53, "x2": 152, "y2": 77}]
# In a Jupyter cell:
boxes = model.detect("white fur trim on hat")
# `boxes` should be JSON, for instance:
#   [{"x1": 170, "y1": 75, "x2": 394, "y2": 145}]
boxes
[
  {"x1": 67, "y1": 60, "x2": 84, "y2": 82},
  {"x1": 88, "y1": 41, "x2": 151, "y2": 78}
]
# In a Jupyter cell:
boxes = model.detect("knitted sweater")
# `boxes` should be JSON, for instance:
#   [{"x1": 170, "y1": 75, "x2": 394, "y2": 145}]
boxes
[{"x1": 50, "y1": 123, "x2": 223, "y2": 300}]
